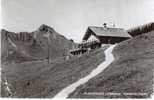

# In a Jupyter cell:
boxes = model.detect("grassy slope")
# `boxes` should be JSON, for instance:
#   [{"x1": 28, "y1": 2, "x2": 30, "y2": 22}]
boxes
[
  {"x1": 1, "y1": 46, "x2": 108, "y2": 98},
  {"x1": 69, "y1": 31, "x2": 154, "y2": 98}
]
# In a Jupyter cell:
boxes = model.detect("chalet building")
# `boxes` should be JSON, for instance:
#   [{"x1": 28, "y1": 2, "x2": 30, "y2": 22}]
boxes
[
  {"x1": 82, "y1": 26, "x2": 132, "y2": 44},
  {"x1": 69, "y1": 24, "x2": 132, "y2": 56}
]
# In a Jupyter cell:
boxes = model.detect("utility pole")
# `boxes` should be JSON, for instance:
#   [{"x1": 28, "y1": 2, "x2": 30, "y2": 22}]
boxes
[
  {"x1": 6, "y1": 32, "x2": 9, "y2": 57},
  {"x1": 43, "y1": 31, "x2": 50, "y2": 63},
  {"x1": 47, "y1": 39, "x2": 50, "y2": 63}
]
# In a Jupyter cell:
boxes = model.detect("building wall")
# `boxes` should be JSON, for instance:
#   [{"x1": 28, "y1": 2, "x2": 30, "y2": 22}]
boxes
[
  {"x1": 87, "y1": 35, "x2": 99, "y2": 42},
  {"x1": 82, "y1": 28, "x2": 94, "y2": 40},
  {"x1": 98, "y1": 36, "x2": 130, "y2": 44}
]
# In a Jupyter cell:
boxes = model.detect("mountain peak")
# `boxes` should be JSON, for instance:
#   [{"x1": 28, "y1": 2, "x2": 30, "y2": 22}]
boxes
[
  {"x1": 38, "y1": 24, "x2": 55, "y2": 33},
  {"x1": 1, "y1": 29, "x2": 9, "y2": 34}
]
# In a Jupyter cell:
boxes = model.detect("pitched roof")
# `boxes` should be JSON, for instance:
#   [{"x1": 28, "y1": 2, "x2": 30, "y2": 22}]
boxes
[{"x1": 89, "y1": 26, "x2": 131, "y2": 38}]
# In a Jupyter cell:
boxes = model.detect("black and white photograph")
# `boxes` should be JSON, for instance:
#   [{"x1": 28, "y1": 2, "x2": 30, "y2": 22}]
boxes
[{"x1": 0, "y1": 0, "x2": 154, "y2": 99}]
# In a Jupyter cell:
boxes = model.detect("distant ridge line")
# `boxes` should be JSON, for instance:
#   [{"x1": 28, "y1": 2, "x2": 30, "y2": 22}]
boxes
[{"x1": 127, "y1": 22, "x2": 154, "y2": 37}]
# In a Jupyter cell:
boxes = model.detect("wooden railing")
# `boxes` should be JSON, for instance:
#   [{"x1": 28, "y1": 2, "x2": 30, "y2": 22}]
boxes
[{"x1": 69, "y1": 40, "x2": 101, "y2": 55}]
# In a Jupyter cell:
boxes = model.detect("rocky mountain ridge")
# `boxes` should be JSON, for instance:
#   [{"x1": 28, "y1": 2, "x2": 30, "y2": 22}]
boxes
[{"x1": 1, "y1": 24, "x2": 75, "y2": 63}]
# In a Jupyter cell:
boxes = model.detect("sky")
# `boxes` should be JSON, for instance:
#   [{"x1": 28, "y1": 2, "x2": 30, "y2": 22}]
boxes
[{"x1": 1, "y1": 0, "x2": 154, "y2": 42}]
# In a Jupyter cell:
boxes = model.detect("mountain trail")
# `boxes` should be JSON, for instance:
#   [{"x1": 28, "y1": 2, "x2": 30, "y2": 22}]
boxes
[{"x1": 54, "y1": 44, "x2": 117, "y2": 98}]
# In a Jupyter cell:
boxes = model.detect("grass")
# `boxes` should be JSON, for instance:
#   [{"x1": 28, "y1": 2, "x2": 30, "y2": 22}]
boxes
[
  {"x1": 69, "y1": 31, "x2": 154, "y2": 98},
  {"x1": 1, "y1": 46, "x2": 108, "y2": 98}
]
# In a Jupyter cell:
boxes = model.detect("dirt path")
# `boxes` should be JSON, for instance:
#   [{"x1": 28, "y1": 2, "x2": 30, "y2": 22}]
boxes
[{"x1": 54, "y1": 44, "x2": 117, "y2": 98}]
